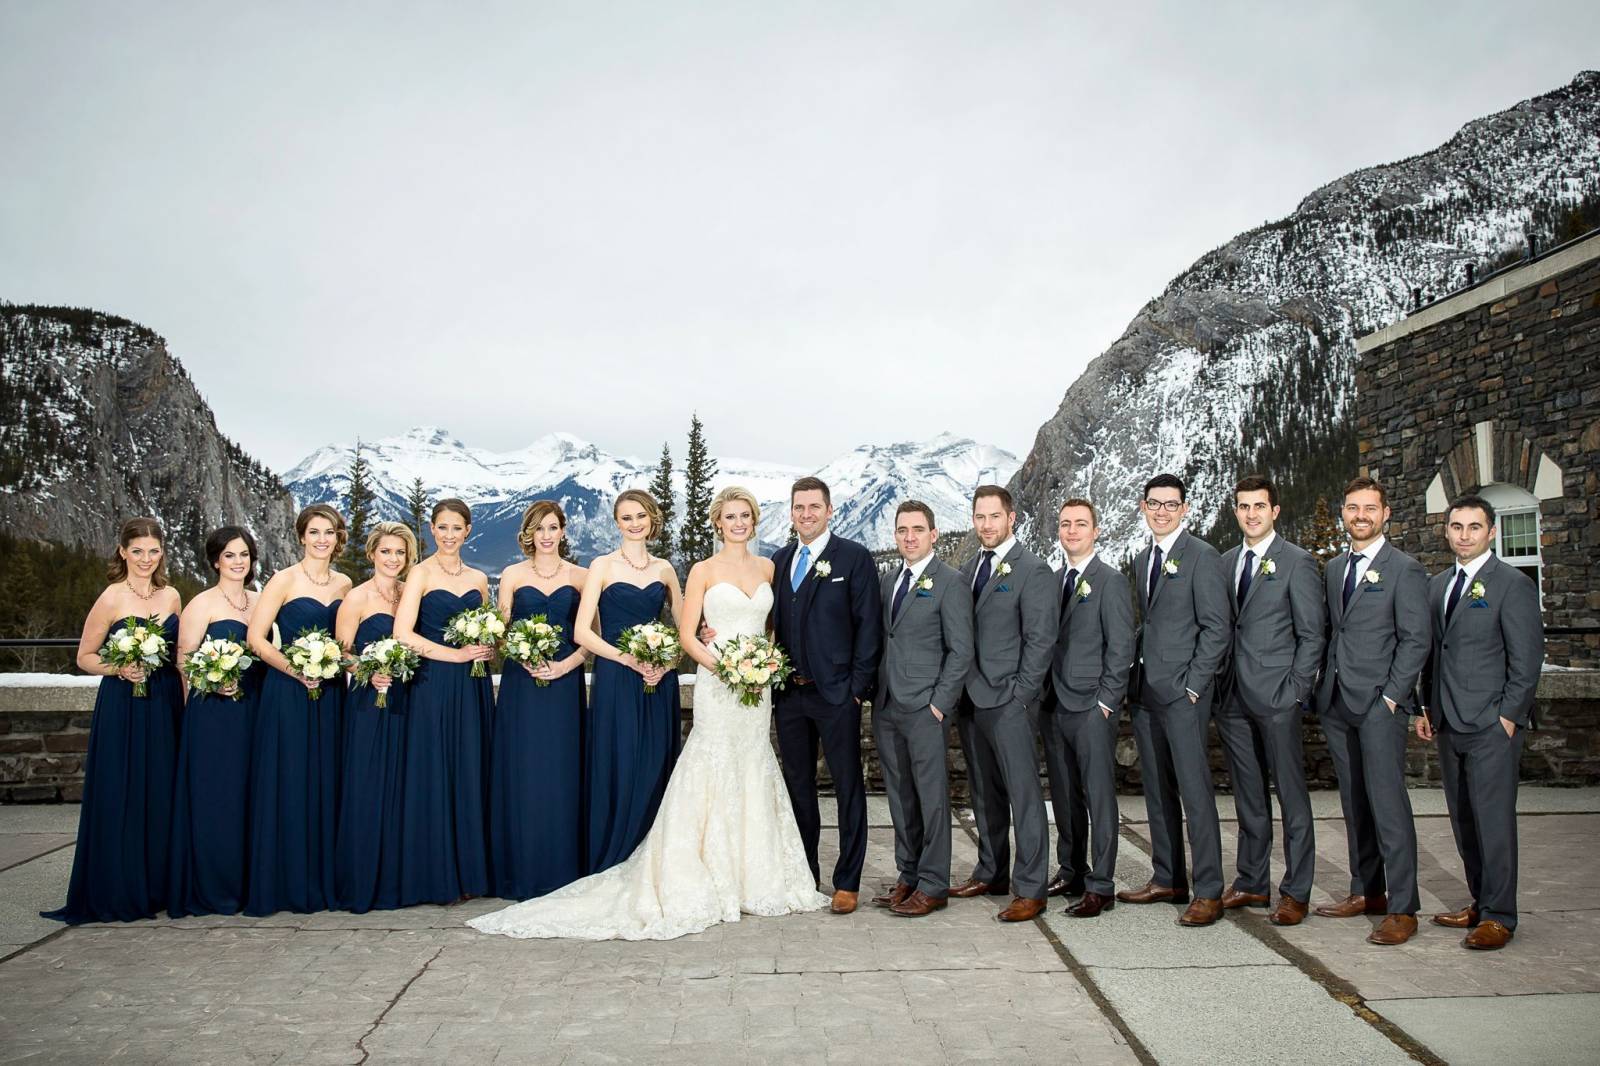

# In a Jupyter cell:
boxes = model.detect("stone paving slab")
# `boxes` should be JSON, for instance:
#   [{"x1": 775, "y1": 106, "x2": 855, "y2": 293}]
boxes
[{"x1": 1365, "y1": 992, "x2": 1600, "y2": 1066}]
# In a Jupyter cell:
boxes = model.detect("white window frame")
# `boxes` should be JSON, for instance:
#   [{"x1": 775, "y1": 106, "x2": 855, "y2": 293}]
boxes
[{"x1": 1478, "y1": 482, "x2": 1543, "y2": 608}]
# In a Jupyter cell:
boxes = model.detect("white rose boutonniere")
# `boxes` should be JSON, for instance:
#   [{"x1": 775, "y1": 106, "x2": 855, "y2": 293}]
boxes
[
  {"x1": 916, "y1": 576, "x2": 934, "y2": 592},
  {"x1": 1470, "y1": 580, "x2": 1487, "y2": 603},
  {"x1": 1259, "y1": 558, "x2": 1276, "y2": 577},
  {"x1": 996, "y1": 562, "x2": 1012, "y2": 578},
  {"x1": 1075, "y1": 578, "x2": 1092, "y2": 600},
  {"x1": 1162, "y1": 558, "x2": 1179, "y2": 575},
  {"x1": 813, "y1": 560, "x2": 832, "y2": 580},
  {"x1": 1365, "y1": 569, "x2": 1381, "y2": 584}
]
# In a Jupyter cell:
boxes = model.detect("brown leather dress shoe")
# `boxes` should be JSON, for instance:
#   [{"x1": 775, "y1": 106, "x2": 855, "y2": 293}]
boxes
[
  {"x1": 1432, "y1": 905, "x2": 1481, "y2": 929},
  {"x1": 949, "y1": 877, "x2": 1009, "y2": 899},
  {"x1": 830, "y1": 890, "x2": 859, "y2": 915},
  {"x1": 1221, "y1": 887, "x2": 1270, "y2": 909},
  {"x1": 1067, "y1": 891, "x2": 1115, "y2": 918},
  {"x1": 1268, "y1": 896, "x2": 1308, "y2": 926},
  {"x1": 1045, "y1": 875, "x2": 1086, "y2": 898},
  {"x1": 1116, "y1": 881, "x2": 1191, "y2": 905},
  {"x1": 997, "y1": 896, "x2": 1046, "y2": 922},
  {"x1": 1366, "y1": 914, "x2": 1418, "y2": 945},
  {"x1": 1177, "y1": 898, "x2": 1223, "y2": 926},
  {"x1": 1463, "y1": 920, "x2": 1514, "y2": 950},
  {"x1": 1315, "y1": 894, "x2": 1387, "y2": 918},
  {"x1": 873, "y1": 883, "x2": 914, "y2": 909},
  {"x1": 889, "y1": 890, "x2": 948, "y2": 917}
]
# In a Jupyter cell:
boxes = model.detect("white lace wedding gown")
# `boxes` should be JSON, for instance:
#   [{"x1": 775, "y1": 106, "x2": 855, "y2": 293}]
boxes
[{"x1": 468, "y1": 582, "x2": 829, "y2": 941}]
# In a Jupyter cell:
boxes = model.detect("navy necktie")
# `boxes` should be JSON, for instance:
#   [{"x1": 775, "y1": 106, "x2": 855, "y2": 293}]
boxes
[
  {"x1": 1147, "y1": 544, "x2": 1163, "y2": 606},
  {"x1": 1062, "y1": 567, "x2": 1079, "y2": 611},
  {"x1": 973, "y1": 550, "x2": 995, "y2": 599},
  {"x1": 1445, "y1": 568, "x2": 1468, "y2": 622},
  {"x1": 1342, "y1": 553, "x2": 1360, "y2": 608},
  {"x1": 891, "y1": 567, "x2": 913, "y2": 620},
  {"x1": 1237, "y1": 549, "x2": 1255, "y2": 606}
]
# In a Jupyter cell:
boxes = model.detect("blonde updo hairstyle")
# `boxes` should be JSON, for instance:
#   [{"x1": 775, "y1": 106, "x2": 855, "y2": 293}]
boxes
[
  {"x1": 709, "y1": 486, "x2": 761, "y2": 541},
  {"x1": 365, "y1": 521, "x2": 419, "y2": 573},
  {"x1": 518, "y1": 500, "x2": 569, "y2": 558},
  {"x1": 612, "y1": 489, "x2": 663, "y2": 540}
]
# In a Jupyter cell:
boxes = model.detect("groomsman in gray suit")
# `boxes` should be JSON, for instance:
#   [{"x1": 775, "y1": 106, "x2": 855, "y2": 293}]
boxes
[
  {"x1": 952, "y1": 485, "x2": 1056, "y2": 922},
  {"x1": 1315, "y1": 476, "x2": 1429, "y2": 946},
  {"x1": 1215, "y1": 475, "x2": 1324, "y2": 926},
  {"x1": 1117, "y1": 473, "x2": 1230, "y2": 927},
  {"x1": 1417, "y1": 494, "x2": 1544, "y2": 950},
  {"x1": 871, "y1": 501, "x2": 974, "y2": 917},
  {"x1": 1041, "y1": 498, "x2": 1135, "y2": 918}
]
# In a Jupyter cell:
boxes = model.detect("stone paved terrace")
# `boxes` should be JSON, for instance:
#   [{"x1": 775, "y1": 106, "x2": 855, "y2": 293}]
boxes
[{"x1": 1, "y1": 790, "x2": 1596, "y2": 1065}]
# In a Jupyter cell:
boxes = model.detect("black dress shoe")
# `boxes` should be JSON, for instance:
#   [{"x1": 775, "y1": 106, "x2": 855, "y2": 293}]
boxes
[
  {"x1": 1046, "y1": 875, "x2": 1087, "y2": 898},
  {"x1": 1067, "y1": 892, "x2": 1115, "y2": 918}
]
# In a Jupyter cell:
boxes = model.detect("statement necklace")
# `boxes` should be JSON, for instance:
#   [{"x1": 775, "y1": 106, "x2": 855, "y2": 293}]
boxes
[
  {"x1": 375, "y1": 579, "x2": 403, "y2": 612},
  {"x1": 620, "y1": 549, "x2": 652, "y2": 572},
  {"x1": 437, "y1": 556, "x2": 466, "y2": 578},
  {"x1": 300, "y1": 562, "x2": 332, "y2": 587},
  {"x1": 532, "y1": 557, "x2": 563, "y2": 581},
  {"x1": 125, "y1": 579, "x2": 156, "y2": 602},
  {"x1": 220, "y1": 586, "x2": 250, "y2": 614}
]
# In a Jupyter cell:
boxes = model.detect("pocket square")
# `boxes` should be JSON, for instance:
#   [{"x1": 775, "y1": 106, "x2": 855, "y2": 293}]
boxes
[
  {"x1": 915, "y1": 590, "x2": 932, "y2": 598},
  {"x1": 830, "y1": 577, "x2": 844, "y2": 582},
  {"x1": 1469, "y1": 600, "x2": 1489, "y2": 608},
  {"x1": 995, "y1": 584, "x2": 1011, "y2": 593}
]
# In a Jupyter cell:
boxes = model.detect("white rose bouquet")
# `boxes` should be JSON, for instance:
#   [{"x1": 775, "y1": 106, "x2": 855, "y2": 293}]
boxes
[
  {"x1": 284, "y1": 628, "x2": 346, "y2": 700},
  {"x1": 182, "y1": 637, "x2": 254, "y2": 701},
  {"x1": 503, "y1": 615, "x2": 566, "y2": 687},
  {"x1": 616, "y1": 622, "x2": 681, "y2": 693},
  {"x1": 711, "y1": 633, "x2": 793, "y2": 708},
  {"x1": 352, "y1": 637, "x2": 421, "y2": 708},
  {"x1": 99, "y1": 616, "x2": 171, "y2": 697},
  {"x1": 443, "y1": 605, "x2": 506, "y2": 678}
]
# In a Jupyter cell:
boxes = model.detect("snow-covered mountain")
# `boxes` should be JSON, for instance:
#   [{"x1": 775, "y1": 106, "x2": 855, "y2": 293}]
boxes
[
  {"x1": 284, "y1": 428, "x2": 1018, "y2": 573},
  {"x1": 1008, "y1": 70, "x2": 1600, "y2": 563}
]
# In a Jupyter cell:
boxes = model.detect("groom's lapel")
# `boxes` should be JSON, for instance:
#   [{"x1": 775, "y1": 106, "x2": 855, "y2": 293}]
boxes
[
  {"x1": 795, "y1": 536, "x2": 837, "y2": 618},
  {"x1": 975, "y1": 543, "x2": 1019, "y2": 613}
]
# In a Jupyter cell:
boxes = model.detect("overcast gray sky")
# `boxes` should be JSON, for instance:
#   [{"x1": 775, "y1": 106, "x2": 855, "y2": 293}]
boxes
[{"x1": 4, "y1": 1, "x2": 1596, "y2": 472}]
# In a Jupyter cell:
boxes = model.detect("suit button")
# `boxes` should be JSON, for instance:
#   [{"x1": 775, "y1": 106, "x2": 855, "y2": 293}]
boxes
[{"x1": 1442, "y1": 643, "x2": 1449, "y2": 650}]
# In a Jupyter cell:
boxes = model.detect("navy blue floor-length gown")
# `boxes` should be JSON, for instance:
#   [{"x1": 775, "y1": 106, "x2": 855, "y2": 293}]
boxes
[
  {"x1": 490, "y1": 584, "x2": 586, "y2": 899},
  {"x1": 399, "y1": 588, "x2": 494, "y2": 904},
  {"x1": 585, "y1": 581, "x2": 680, "y2": 874},
  {"x1": 168, "y1": 618, "x2": 262, "y2": 917},
  {"x1": 335, "y1": 612, "x2": 407, "y2": 912},
  {"x1": 245, "y1": 597, "x2": 343, "y2": 915},
  {"x1": 43, "y1": 615, "x2": 180, "y2": 925}
]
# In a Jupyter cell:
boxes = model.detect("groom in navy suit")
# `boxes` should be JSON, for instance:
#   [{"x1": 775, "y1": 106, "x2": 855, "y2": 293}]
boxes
[{"x1": 770, "y1": 476, "x2": 883, "y2": 914}]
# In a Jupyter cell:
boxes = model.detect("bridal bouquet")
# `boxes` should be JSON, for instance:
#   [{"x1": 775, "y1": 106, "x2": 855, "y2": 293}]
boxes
[
  {"x1": 284, "y1": 628, "x2": 345, "y2": 700},
  {"x1": 503, "y1": 615, "x2": 565, "y2": 687},
  {"x1": 616, "y1": 622, "x2": 681, "y2": 693},
  {"x1": 443, "y1": 605, "x2": 506, "y2": 677},
  {"x1": 711, "y1": 633, "x2": 793, "y2": 708},
  {"x1": 352, "y1": 637, "x2": 421, "y2": 708},
  {"x1": 183, "y1": 637, "x2": 254, "y2": 700},
  {"x1": 99, "y1": 616, "x2": 170, "y2": 697}
]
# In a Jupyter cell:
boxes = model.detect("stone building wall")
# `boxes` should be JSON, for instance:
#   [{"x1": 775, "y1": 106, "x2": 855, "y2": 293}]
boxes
[{"x1": 1355, "y1": 232, "x2": 1600, "y2": 667}]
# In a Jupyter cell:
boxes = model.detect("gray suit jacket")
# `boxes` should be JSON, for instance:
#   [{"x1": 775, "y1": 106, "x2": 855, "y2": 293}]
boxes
[
  {"x1": 1132, "y1": 529, "x2": 1230, "y2": 704},
  {"x1": 1315, "y1": 540, "x2": 1429, "y2": 717},
  {"x1": 877, "y1": 556, "x2": 974, "y2": 713},
  {"x1": 1219, "y1": 536, "x2": 1325, "y2": 714},
  {"x1": 1423, "y1": 554, "x2": 1544, "y2": 731},
  {"x1": 1049, "y1": 554, "x2": 1135, "y2": 713},
  {"x1": 960, "y1": 542, "x2": 1057, "y2": 710}
]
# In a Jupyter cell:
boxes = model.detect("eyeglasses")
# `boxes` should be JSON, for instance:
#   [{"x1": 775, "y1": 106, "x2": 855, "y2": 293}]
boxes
[{"x1": 1143, "y1": 498, "x2": 1183, "y2": 512}]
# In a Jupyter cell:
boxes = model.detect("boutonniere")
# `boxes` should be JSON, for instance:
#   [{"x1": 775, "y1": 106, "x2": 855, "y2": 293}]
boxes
[
  {"x1": 1365, "y1": 569, "x2": 1381, "y2": 584},
  {"x1": 1075, "y1": 578, "x2": 1092, "y2": 601},
  {"x1": 916, "y1": 576, "x2": 934, "y2": 592},
  {"x1": 1259, "y1": 558, "x2": 1276, "y2": 578},
  {"x1": 1469, "y1": 580, "x2": 1487, "y2": 603},
  {"x1": 1162, "y1": 558, "x2": 1179, "y2": 575},
  {"x1": 812, "y1": 560, "x2": 832, "y2": 580},
  {"x1": 996, "y1": 562, "x2": 1012, "y2": 579}
]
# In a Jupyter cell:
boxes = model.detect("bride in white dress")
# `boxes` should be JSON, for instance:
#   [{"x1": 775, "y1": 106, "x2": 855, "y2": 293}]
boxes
[{"x1": 468, "y1": 486, "x2": 830, "y2": 941}]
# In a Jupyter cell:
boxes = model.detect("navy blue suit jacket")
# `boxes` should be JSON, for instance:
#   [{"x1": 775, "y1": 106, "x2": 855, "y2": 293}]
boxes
[{"x1": 771, "y1": 534, "x2": 882, "y2": 707}]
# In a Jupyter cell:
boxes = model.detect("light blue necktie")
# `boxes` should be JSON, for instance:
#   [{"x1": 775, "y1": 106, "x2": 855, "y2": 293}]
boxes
[{"x1": 792, "y1": 544, "x2": 810, "y2": 592}]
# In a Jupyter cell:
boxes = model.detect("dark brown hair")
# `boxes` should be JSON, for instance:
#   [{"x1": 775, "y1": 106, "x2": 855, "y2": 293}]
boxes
[
  {"x1": 295, "y1": 503, "x2": 349, "y2": 556},
  {"x1": 518, "y1": 500, "x2": 568, "y2": 557},
  {"x1": 107, "y1": 516, "x2": 170, "y2": 587},
  {"x1": 432, "y1": 498, "x2": 472, "y2": 525},
  {"x1": 895, "y1": 500, "x2": 936, "y2": 529},
  {"x1": 1058, "y1": 498, "x2": 1099, "y2": 526},
  {"x1": 1341, "y1": 476, "x2": 1388, "y2": 508},
  {"x1": 972, "y1": 484, "x2": 1014, "y2": 513},
  {"x1": 205, "y1": 525, "x2": 259, "y2": 585},
  {"x1": 790, "y1": 476, "x2": 832, "y2": 506},
  {"x1": 1233, "y1": 474, "x2": 1278, "y2": 508}
]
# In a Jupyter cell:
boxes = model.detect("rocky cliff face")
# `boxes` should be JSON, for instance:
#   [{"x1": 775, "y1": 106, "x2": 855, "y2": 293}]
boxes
[
  {"x1": 1009, "y1": 71, "x2": 1600, "y2": 563},
  {"x1": 0, "y1": 305, "x2": 298, "y2": 578}
]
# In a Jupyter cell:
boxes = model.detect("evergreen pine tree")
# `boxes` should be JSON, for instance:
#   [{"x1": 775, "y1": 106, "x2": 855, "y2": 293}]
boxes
[
  {"x1": 340, "y1": 439, "x2": 376, "y2": 582},
  {"x1": 648, "y1": 442, "x2": 676, "y2": 563},
  {"x1": 405, "y1": 476, "x2": 429, "y2": 544},
  {"x1": 1304, "y1": 496, "x2": 1345, "y2": 568},
  {"x1": 677, "y1": 414, "x2": 718, "y2": 566}
]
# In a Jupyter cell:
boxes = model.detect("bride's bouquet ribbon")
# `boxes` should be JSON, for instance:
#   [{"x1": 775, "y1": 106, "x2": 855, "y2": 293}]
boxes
[
  {"x1": 616, "y1": 622, "x2": 682, "y2": 693},
  {"x1": 443, "y1": 605, "x2": 506, "y2": 678},
  {"x1": 98, "y1": 615, "x2": 170, "y2": 698},
  {"x1": 711, "y1": 633, "x2": 793, "y2": 708}
]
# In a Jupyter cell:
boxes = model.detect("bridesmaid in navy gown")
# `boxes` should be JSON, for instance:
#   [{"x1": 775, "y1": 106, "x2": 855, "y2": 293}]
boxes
[
  {"x1": 244, "y1": 503, "x2": 353, "y2": 915},
  {"x1": 44, "y1": 517, "x2": 183, "y2": 924},
  {"x1": 333, "y1": 521, "x2": 418, "y2": 913},
  {"x1": 575, "y1": 490, "x2": 683, "y2": 874},
  {"x1": 393, "y1": 498, "x2": 496, "y2": 905},
  {"x1": 168, "y1": 526, "x2": 265, "y2": 918},
  {"x1": 490, "y1": 501, "x2": 590, "y2": 899}
]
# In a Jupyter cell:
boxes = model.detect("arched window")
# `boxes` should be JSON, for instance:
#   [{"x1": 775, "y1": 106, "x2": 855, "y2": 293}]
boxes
[{"x1": 1478, "y1": 482, "x2": 1542, "y2": 603}]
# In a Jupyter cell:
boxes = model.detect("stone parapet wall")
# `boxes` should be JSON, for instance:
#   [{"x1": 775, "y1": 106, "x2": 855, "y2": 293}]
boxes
[{"x1": 6, "y1": 671, "x2": 1598, "y2": 802}]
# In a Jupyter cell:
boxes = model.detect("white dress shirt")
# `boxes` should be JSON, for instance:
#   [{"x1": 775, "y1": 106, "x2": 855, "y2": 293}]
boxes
[
  {"x1": 1444, "y1": 550, "x2": 1494, "y2": 617},
  {"x1": 1235, "y1": 530, "x2": 1277, "y2": 596},
  {"x1": 973, "y1": 535, "x2": 1016, "y2": 590},
  {"x1": 790, "y1": 529, "x2": 832, "y2": 584},
  {"x1": 1344, "y1": 534, "x2": 1387, "y2": 588}
]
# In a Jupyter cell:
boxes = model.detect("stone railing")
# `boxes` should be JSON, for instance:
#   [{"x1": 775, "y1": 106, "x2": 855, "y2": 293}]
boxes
[{"x1": 3, "y1": 670, "x2": 1597, "y2": 802}]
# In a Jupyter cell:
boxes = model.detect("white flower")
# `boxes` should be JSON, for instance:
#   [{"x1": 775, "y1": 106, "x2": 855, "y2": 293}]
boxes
[
  {"x1": 1259, "y1": 558, "x2": 1276, "y2": 576},
  {"x1": 1076, "y1": 579, "x2": 1092, "y2": 599},
  {"x1": 465, "y1": 621, "x2": 482, "y2": 640},
  {"x1": 1365, "y1": 569, "x2": 1381, "y2": 584},
  {"x1": 814, "y1": 560, "x2": 833, "y2": 579},
  {"x1": 218, "y1": 655, "x2": 238, "y2": 670},
  {"x1": 917, "y1": 576, "x2": 934, "y2": 591},
  {"x1": 1470, "y1": 580, "x2": 1487, "y2": 602},
  {"x1": 1163, "y1": 559, "x2": 1179, "y2": 575},
  {"x1": 206, "y1": 670, "x2": 224, "y2": 683},
  {"x1": 116, "y1": 634, "x2": 137, "y2": 653},
  {"x1": 996, "y1": 562, "x2": 1012, "y2": 578}
]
